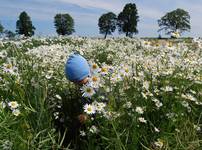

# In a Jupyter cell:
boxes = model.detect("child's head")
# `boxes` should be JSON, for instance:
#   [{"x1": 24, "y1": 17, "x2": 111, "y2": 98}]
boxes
[{"x1": 65, "y1": 53, "x2": 90, "y2": 85}]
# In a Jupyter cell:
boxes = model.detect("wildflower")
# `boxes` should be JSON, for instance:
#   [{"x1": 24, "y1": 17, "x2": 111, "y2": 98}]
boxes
[
  {"x1": 55, "y1": 94, "x2": 62, "y2": 100},
  {"x1": 12, "y1": 109, "x2": 21, "y2": 116},
  {"x1": 100, "y1": 66, "x2": 108, "y2": 75},
  {"x1": 89, "y1": 125, "x2": 98, "y2": 134},
  {"x1": 8, "y1": 101, "x2": 19, "y2": 109},
  {"x1": 89, "y1": 75, "x2": 101, "y2": 88},
  {"x1": 81, "y1": 85, "x2": 95, "y2": 98},
  {"x1": 181, "y1": 93, "x2": 197, "y2": 102},
  {"x1": 181, "y1": 101, "x2": 189, "y2": 108},
  {"x1": 90, "y1": 63, "x2": 100, "y2": 74},
  {"x1": 154, "y1": 139, "x2": 164, "y2": 149},
  {"x1": 155, "y1": 101, "x2": 163, "y2": 108},
  {"x1": 45, "y1": 74, "x2": 52, "y2": 79},
  {"x1": 143, "y1": 81, "x2": 150, "y2": 90},
  {"x1": 194, "y1": 125, "x2": 201, "y2": 131},
  {"x1": 120, "y1": 66, "x2": 131, "y2": 77},
  {"x1": 2, "y1": 140, "x2": 13, "y2": 150},
  {"x1": 95, "y1": 102, "x2": 106, "y2": 113},
  {"x1": 123, "y1": 101, "x2": 132, "y2": 108},
  {"x1": 53, "y1": 112, "x2": 59, "y2": 119},
  {"x1": 0, "y1": 101, "x2": 6, "y2": 109},
  {"x1": 111, "y1": 73, "x2": 122, "y2": 83},
  {"x1": 84, "y1": 104, "x2": 96, "y2": 115},
  {"x1": 104, "y1": 87, "x2": 110, "y2": 92},
  {"x1": 135, "y1": 107, "x2": 144, "y2": 114},
  {"x1": 163, "y1": 86, "x2": 173, "y2": 92},
  {"x1": 2, "y1": 63, "x2": 18, "y2": 75},
  {"x1": 0, "y1": 50, "x2": 7, "y2": 58},
  {"x1": 175, "y1": 128, "x2": 180, "y2": 132},
  {"x1": 80, "y1": 130, "x2": 86, "y2": 136},
  {"x1": 138, "y1": 117, "x2": 147, "y2": 123},
  {"x1": 141, "y1": 92, "x2": 148, "y2": 99},
  {"x1": 186, "y1": 94, "x2": 197, "y2": 102},
  {"x1": 154, "y1": 127, "x2": 160, "y2": 133}
]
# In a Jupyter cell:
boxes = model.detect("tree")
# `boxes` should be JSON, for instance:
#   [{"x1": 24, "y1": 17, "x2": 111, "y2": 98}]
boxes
[
  {"x1": 54, "y1": 13, "x2": 75, "y2": 35},
  {"x1": 0, "y1": 22, "x2": 4, "y2": 33},
  {"x1": 4, "y1": 30, "x2": 16, "y2": 39},
  {"x1": 98, "y1": 12, "x2": 117, "y2": 39},
  {"x1": 117, "y1": 3, "x2": 139, "y2": 37},
  {"x1": 16, "y1": 11, "x2": 35, "y2": 37},
  {"x1": 158, "y1": 8, "x2": 191, "y2": 35}
]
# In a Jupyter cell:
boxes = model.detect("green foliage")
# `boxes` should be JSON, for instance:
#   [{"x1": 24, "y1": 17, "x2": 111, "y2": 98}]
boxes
[
  {"x1": 117, "y1": 3, "x2": 139, "y2": 37},
  {"x1": 54, "y1": 13, "x2": 75, "y2": 35},
  {"x1": 0, "y1": 37, "x2": 201, "y2": 149},
  {"x1": 16, "y1": 11, "x2": 35, "y2": 37},
  {"x1": 158, "y1": 8, "x2": 191, "y2": 35},
  {"x1": 0, "y1": 22, "x2": 3, "y2": 33},
  {"x1": 98, "y1": 12, "x2": 117, "y2": 39},
  {"x1": 4, "y1": 30, "x2": 16, "y2": 39}
]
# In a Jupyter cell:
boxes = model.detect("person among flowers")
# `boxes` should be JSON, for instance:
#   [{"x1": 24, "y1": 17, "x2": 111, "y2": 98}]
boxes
[
  {"x1": 63, "y1": 52, "x2": 91, "y2": 148},
  {"x1": 65, "y1": 52, "x2": 93, "y2": 123}
]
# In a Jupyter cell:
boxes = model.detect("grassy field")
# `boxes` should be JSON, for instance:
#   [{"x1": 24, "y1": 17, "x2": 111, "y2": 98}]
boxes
[{"x1": 0, "y1": 37, "x2": 201, "y2": 150}]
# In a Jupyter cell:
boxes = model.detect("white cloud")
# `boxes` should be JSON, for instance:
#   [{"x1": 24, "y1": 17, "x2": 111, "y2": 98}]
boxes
[
  {"x1": 56, "y1": 0, "x2": 124, "y2": 13},
  {"x1": 56, "y1": 0, "x2": 164, "y2": 20}
]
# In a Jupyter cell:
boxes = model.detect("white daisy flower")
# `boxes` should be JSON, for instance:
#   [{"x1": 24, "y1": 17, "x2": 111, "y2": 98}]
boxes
[
  {"x1": 8, "y1": 101, "x2": 19, "y2": 109},
  {"x1": 194, "y1": 125, "x2": 201, "y2": 131},
  {"x1": 89, "y1": 125, "x2": 98, "y2": 134},
  {"x1": 100, "y1": 66, "x2": 108, "y2": 75},
  {"x1": 123, "y1": 101, "x2": 132, "y2": 108},
  {"x1": 154, "y1": 139, "x2": 164, "y2": 148},
  {"x1": 95, "y1": 102, "x2": 106, "y2": 113},
  {"x1": 120, "y1": 65, "x2": 131, "y2": 77},
  {"x1": 135, "y1": 107, "x2": 144, "y2": 114},
  {"x1": 84, "y1": 104, "x2": 96, "y2": 115},
  {"x1": 81, "y1": 85, "x2": 95, "y2": 98},
  {"x1": 12, "y1": 109, "x2": 21, "y2": 116},
  {"x1": 80, "y1": 130, "x2": 86, "y2": 136},
  {"x1": 89, "y1": 75, "x2": 101, "y2": 88},
  {"x1": 90, "y1": 63, "x2": 100, "y2": 74},
  {"x1": 138, "y1": 117, "x2": 147, "y2": 123},
  {"x1": 163, "y1": 86, "x2": 173, "y2": 92}
]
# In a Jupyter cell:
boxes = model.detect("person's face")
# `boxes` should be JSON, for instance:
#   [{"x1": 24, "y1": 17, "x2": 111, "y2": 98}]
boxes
[{"x1": 77, "y1": 77, "x2": 89, "y2": 85}]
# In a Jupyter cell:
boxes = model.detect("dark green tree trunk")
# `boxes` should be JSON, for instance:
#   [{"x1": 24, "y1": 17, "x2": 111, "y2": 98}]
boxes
[{"x1": 104, "y1": 30, "x2": 108, "y2": 39}]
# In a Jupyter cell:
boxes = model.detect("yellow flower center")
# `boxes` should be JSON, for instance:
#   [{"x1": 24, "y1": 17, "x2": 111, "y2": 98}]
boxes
[
  {"x1": 87, "y1": 107, "x2": 92, "y2": 112},
  {"x1": 101, "y1": 67, "x2": 107, "y2": 72},
  {"x1": 125, "y1": 68, "x2": 129, "y2": 73},
  {"x1": 11, "y1": 102, "x2": 16, "y2": 107},
  {"x1": 92, "y1": 76, "x2": 98, "y2": 82},
  {"x1": 6, "y1": 64, "x2": 12, "y2": 69},
  {"x1": 86, "y1": 88, "x2": 92, "y2": 93},
  {"x1": 92, "y1": 64, "x2": 97, "y2": 69}
]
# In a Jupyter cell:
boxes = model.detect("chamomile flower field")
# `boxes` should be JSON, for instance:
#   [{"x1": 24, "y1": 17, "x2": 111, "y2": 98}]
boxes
[{"x1": 0, "y1": 37, "x2": 202, "y2": 150}]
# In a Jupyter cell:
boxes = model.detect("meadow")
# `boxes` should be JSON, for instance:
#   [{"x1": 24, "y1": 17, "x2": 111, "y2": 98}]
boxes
[{"x1": 0, "y1": 37, "x2": 201, "y2": 150}]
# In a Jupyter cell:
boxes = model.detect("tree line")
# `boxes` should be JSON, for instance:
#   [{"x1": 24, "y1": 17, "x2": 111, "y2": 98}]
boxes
[{"x1": 0, "y1": 3, "x2": 191, "y2": 38}]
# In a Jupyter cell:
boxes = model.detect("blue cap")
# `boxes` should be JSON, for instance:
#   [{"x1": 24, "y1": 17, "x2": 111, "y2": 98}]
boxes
[{"x1": 65, "y1": 53, "x2": 90, "y2": 82}]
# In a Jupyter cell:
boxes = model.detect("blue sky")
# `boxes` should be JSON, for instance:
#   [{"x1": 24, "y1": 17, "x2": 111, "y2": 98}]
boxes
[{"x1": 0, "y1": 0, "x2": 202, "y2": 37}]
